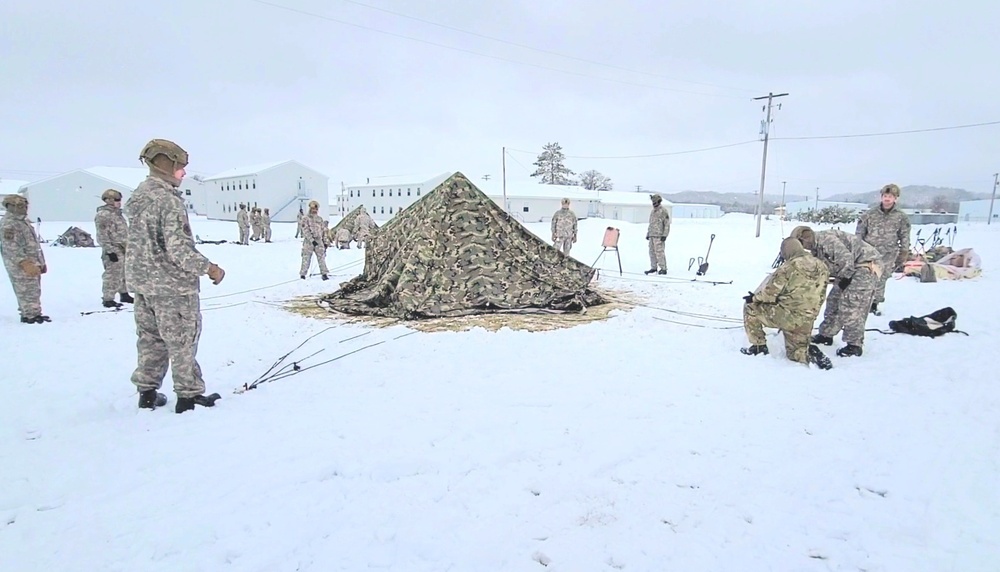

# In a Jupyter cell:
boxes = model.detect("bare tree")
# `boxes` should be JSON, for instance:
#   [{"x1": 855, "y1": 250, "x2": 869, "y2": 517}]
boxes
[{"x1": 578, "y1": 170, "x2": 613, "y2": 191}]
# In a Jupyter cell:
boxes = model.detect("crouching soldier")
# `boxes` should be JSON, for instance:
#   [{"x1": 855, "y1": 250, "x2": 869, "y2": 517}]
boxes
[
  {"x1": 741, "y1": 237, "x2": 832, "y2": 369},
  {"x1": 791, "y1": 225, "x2": 882, "y2": 357},
  {"x1": 1, "y1": 194, "x2": 49, "y2": 323}
]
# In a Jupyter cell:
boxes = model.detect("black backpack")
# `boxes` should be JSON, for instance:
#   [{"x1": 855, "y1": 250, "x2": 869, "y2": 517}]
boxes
[{"x1": 885, "y1": 307, "x2": 966, "y2": 338}]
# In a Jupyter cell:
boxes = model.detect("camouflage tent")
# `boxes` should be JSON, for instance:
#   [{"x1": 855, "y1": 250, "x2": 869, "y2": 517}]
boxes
[
  {"x1": 55, "y1": 226, "x2": 95, "y2": 247},
  {"x1": 320, "y1": 172, "x2": 605, "y2": 319},
  {"x1": 327, "y1": 205, "x2": 379, "y2": 244}
]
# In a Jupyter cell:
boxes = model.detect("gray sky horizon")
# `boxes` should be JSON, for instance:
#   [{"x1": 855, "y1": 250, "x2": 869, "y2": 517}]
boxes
[{"x1": 2, "y1": 0, "x2": 998, "y2": 198}]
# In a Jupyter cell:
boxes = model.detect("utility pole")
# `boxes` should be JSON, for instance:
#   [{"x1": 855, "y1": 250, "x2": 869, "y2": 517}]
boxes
[
  {"x1": 482, "y1": 174, "x2": 491, "y2": 181},
  {"x1": 989, "y1": 173, "x2": 999, "y2": 225},
  {"x1": 780, "y1": 181, "x2": 787, "y2": 220},
  {"x1": 753, "y1": 91, "x2": 788, "y2": 237},
  {"x1": 635, "y1": 185, "x2": 643, "y2": 192},
  {"x1": 815, "y1": 187, "x2": 819, "y2": 210}
]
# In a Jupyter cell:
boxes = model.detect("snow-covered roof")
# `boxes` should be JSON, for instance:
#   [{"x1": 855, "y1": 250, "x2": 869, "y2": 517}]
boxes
[
  {"x1": 597, "y1": 190, "x2": 673, "y2": 206},
  {"x1": 84, "y1": 167, "x2": 150, "y2": 189},
  {"x1": 347, "y1": 171, "x2": 454, "y2": 189},
  {"x1": 479, "y1": 180, "x2": 600, "y2": 201},
  {"x1": 204, "y1": 160, "x2": 293, "y2": 181},
  {"x1": 0, "y1": 179, "x2": 29, "y2": 196}
]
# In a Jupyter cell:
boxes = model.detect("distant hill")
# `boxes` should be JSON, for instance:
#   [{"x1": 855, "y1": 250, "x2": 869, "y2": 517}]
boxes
[
  {"x1": 657, "y1": 190, "x2": 808, "y2": 214},
  {"x1": 825, "y1": 185, "x2": 990, "y2": 209}
]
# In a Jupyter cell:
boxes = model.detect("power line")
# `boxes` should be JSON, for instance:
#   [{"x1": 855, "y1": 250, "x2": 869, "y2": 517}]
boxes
[
  {"x1": 245, "y1": 0, "x2": 744, "y2": 98},
  {"x1": 506, "y1": 140, "x2": 759, "y2": 160},
  {"x1": 772, "y1": 120, "x2": 1000, "y2": 141},
  {"x1": 333, "y1": 0, "x2": 759, "y2": 95}
]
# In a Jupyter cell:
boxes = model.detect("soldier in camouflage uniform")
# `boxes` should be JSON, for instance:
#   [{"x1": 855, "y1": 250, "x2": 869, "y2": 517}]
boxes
[
  {"x1": 94, "y1": 189, "x2": 134, "y2": 308},
  {"x1": 856, "y1": 183, "x2": 911, "y2": 314},
  {"x1": 741, "y1": 237, "x2": 832, "y2": 369},
  {"x1": 1, "y1": 194, "x2": 50, "y2": 323},
  {"x1": 644, "y1": 194, "x2": 671, "y2": 274},
  {"x1": 335, "y1": 227, "x2": 351, "y2": 249},
  {"x1": 250, "y1": 207, "x2": 262, "y2": 241},
  {"x1": 126, "y1": 139, "x2": 226, "y2": 413},
  {"x1": 791, "y1": 225, "x2": 882, "y2": 357},
  {"x1": 236, "y1": 204, "x2": 250, "y2": 245},
  {"x1": 352, "y1": 209, "x2": 374, "y2": 248},
  {"x1": 295, "y1": 206, "x2": 304, "y2": 238},
  {"x1": 299, "y1": 200, "x2": 330, "y2": 280},
  {"x1": 262, "y1": 208, "x2": 272, "y2": 242},
  {"x1": 550, "y1": 198, "x2": 578, "y2": 256}
]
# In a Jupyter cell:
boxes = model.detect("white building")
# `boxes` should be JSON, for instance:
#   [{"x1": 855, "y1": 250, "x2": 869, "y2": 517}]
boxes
[
  {"x1": 18, "y1": 167, "x2": 153, "y2": 221},
  {"x1": 0, "y1": 178, "x2": 29, "y2": 199},
  {"x1": 958, "y1": 199, "x2": 999, "y2": 223},
  {"x1": 593, "y1": 191, "x2": 673, "y2": 224},
  {"x1": 671, "y1": 203, "x2": 723, "y2": 219},
  {"x1": 337, "y1": 172, "x2": 454, "y2": 221},
  {"x1": 204, "y1": 160, "x2": 329, "y2": 222},
  {"x1": 478, "y1": 181, "x2": 600, "y2": 223},
  {"x1": 784, "y1": 200, "x2": 869, "y2": 217}
]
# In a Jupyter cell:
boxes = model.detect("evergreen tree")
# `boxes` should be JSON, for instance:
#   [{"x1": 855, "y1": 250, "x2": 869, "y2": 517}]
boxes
[
  {"x1": 579, "y1": 170, "x2": 613, "y2": 191},
  {"x1": 530, "y1": 142, "x2": 576, "y2": 185}
]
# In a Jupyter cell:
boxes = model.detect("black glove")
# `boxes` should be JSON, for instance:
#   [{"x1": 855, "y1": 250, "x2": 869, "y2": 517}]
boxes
[
  {"x1": 660, "y1": 237, "x2": 666, "y2": 243},
  {"x1": 312, "y1": 240, "x2": 318, "y2": 247},
  {"x1": 743, "y1": 291, "x2": 755, "y2": 304},
  {"x1": 107, "y1": 252, "x2": 118, "y2": 263},
  {"x1": 838, "y1": 277, "x2": 852, "y2": 290},
  {"x1": 645, "y1": 235, "x2": 649, "y2": 240}
]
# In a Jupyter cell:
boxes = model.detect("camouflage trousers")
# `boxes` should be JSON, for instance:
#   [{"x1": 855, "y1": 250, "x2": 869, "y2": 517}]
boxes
[
  {"x1": 3, "y1": 260, "x2": 42, "y2": 318},
  {"x1": 300, "y1": 242, "x2": 329, "y2": 276},
  {"x1": 130, "y1": 293, "x2": 206, "y2": 397},
  {"x1": 101, "y1": 250, "x2": 126, "y2": 301},
  {"x1": 873, "y1": 249, "x2": 897, "y2": 304},
  {"x1": 554, "y1": 237, "x2": 573, "y2": 256},
  {"x1": 251, "y1": 224, "x2": 261, "y2": 240},
  {"x1": 744, "y1": 301, "x2": 813, "y2": 364},
  {"x1": 295, "y1": 224, "x2": 301, "y2": 238},
  {"x1": 238, "y1": 224, "x2": 249, "y2": 245},
  {"x1": 263, "y1": 225, "x2": 272, "y2": 242},
  {"x1": 819, "y1": 265, "x2": 879, "y2": 346},
  {"x1": 648, "y1": 237, "x2": 667, "y2": 271}
]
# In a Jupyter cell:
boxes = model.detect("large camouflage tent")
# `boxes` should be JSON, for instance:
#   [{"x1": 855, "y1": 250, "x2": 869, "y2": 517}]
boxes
[
  {"x1": 55, "y1": 226, "x2": 95, "y2": 247},
  {"x1": 320, "y1": 172, "x2": 605, "y2": 319},
  {"x1": 328, "y1": 205, "x2": 379, "y2": 243}
]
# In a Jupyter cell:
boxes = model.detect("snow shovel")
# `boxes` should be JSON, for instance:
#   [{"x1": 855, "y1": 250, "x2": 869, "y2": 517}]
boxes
[{"x1": 696, "y1": 234, "x2": 715, "y2": 276}]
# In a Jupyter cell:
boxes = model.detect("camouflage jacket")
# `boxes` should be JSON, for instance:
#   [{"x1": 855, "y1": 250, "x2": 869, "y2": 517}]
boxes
[
  {"x1": 336, "y1": 228, "x2": 350, "y2": 242},
  {"x1": 856, "y1": 206, "x2": 910, "y2": 257},
  {"x1": 353, "y1": 213, "x2": 373, "y2": 238},
  {"x1": 755, "y1": 251, "x2": 830, "y2": 323},
  {"x1": 237, "y1": 209, "x2": 249, "y2": 227},
  {"x1": 301, "y1": 213, "x2": 328, "y2": 247},
  {"x1": 94, "y1": 204, "x2": 127, "y2": 253},
  {"x1": 261, "y1": 213, "x2": 271, "y2": 227},
  {"x1": 814, "y1": 229, "x2": 880, "y2": 280},
  {"x1": 0, "y1": 212, "x2": 45, "y2": 267},
  {"x1": 647, "y1": 206, "x2": 671, "y2": 238},
  {"x1": 251, "y1": 212, "x2": 262, "y2": 226},
  {"x1": 551, "y1": 208, "x2": 578, "y2": 239},
  {"x1": 124, "y1": 175, "x2": 211, "y2": 295}
]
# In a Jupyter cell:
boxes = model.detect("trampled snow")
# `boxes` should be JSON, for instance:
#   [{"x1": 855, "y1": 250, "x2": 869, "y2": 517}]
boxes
[{"x1": 1, "y1": 213, "x2": 997, "y2": 571}]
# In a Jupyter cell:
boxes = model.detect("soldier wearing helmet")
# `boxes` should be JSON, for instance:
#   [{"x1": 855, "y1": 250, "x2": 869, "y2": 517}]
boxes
[
  {"x1": 299, "y1": 199, "x2": 330, "y2": 280},
  {"x1": 644, "y1": 194, "x2": 671, "y2": 275},
  {"x1": 262, "y1": 207, "x2": 272, "y2": 243},
  {"x1": 1, "y1": 194, "x2": 50, "y2": 323},
  {"x1": 125, "y1": 138, "x2": 226, "y2": 413},
  {"x1": 550, "y1": 198, "x2": 578, "y2": 256},
  {"x1": 94, "y1": 189, "x2": 133, "y2": 308},
  {"x1": 855, "y1": 183, "x2": 911, "y2": 314},
  {"x1": 236, "y1": 203, "x2": 250, "y2": 245}
]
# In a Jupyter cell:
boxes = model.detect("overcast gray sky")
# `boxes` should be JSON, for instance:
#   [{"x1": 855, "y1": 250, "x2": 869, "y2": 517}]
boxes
[{"x1": 2, "y1": 0, "x2": 998, "y2": 197}]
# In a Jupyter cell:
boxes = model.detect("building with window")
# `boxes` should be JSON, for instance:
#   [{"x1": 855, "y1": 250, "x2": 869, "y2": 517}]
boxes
[
  {"x1": 958, "y1": 199, "x2": 999, "y2": 223},
  {"x1": 203, "y1": 160, "x2": 329, "y2": 222},
  {"x1": 336, "y1": 172, "x2": 454, "y2": 221}
]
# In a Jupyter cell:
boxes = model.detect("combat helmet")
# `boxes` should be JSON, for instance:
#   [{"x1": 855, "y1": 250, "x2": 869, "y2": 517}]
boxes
[{"x1": 101, "y1": 189, "x2": 123, "y2": 202}]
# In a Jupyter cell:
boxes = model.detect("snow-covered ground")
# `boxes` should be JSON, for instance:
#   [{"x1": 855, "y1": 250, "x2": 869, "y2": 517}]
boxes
[{"x1": 1, "y1": 212, "x2": 997, "y2": 571}]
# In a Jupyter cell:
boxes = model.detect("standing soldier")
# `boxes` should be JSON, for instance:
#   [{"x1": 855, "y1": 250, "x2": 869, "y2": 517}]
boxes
[
  {"x1": 550, "y1": 198, "x2": 578, "y2": 256},
  {"x1": 741, "y1": 237, "x2": 832, "y2": 369},
  {"x1": 262, "y1": 208, "x2": 272, "y2": 243},
  {"x1": 236, "y1": 204, "x2": 250, "y2": 245},
  {"x1": 127, "y1": 138, "x2": 225, "y2": 413},
  {"x1": 791, "y1": 225, "x2": 882, "y2": 358},
  {"x1": 1, "y1": 194, "x2": 49, "y2": 323},
  {"x1": 856, "y1": 183, "x2": 911, "y2": 315},
  {"x1": 94, "y1": 189, "x2": 134, "y2": 308},
  {"x1": 295, "y1": 206, "x2": 304, "y2": 238},
  {"x1": 644, "y1": 194, "x2": 671, "y2": 275},
  {"x1": 352, "y1": 208, "x2": 374, "y2": 248},
  {"x1": 250, "y1": 207, "x2": 262, "y2": 241},
  {"x1": 299, "y1": 200, "x2": 330, "y2": 280}
]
